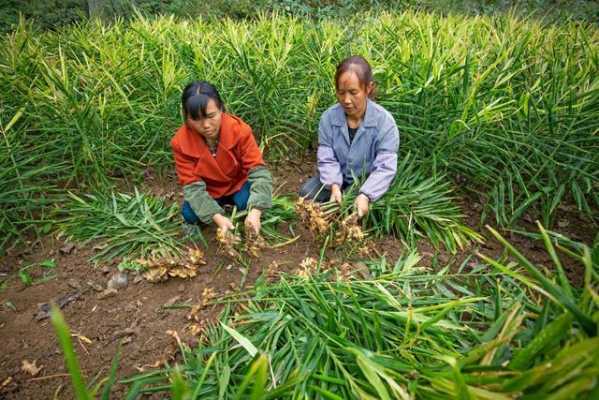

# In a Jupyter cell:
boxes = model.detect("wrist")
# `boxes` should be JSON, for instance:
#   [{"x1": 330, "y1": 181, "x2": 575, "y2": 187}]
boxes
[{"x1": 212, "y1": 213, "x2": 225, "y2": 225}]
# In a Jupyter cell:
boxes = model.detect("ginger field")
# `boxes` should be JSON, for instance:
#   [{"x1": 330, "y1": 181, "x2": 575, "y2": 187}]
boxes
[{"x1": 0, "y1": 6, "x2": 598, "y2": 400}]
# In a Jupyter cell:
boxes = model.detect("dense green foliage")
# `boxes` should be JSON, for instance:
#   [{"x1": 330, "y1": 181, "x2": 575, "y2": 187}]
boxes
[
  {"x1": 1, "y1": 11, "x2": 597, "y2": 252},
  {"x1": 128, "y1": 227, "x2": 598, "y2": 399},
  {"x1": 5, "y1": 4, "x2": 595, "y2": 397},
  {"x1": 336, "y1": 154, "x2": 483, "y2": 252}
]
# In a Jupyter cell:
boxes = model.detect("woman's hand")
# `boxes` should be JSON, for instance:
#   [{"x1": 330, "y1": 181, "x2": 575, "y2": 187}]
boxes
[
  {"x1": 355, "y1": 193, "x2": 369, "y2": 219},
  {"x1": 244, "y1": 208, "x2": 262, "y2": 235},
  {"x1": 213, "y1": 213, "x2": 234, "y2": 233},
  {"x1": 330, "y1": 184, "x2": 342, "y2": 204}
]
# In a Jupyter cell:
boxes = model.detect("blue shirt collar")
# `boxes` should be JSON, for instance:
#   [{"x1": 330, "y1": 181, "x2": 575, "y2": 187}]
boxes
[{"x1": 331, "y1": 98, "x2": 377, "y2": 128}]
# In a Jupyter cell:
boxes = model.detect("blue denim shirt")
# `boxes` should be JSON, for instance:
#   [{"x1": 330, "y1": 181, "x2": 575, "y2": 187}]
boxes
[{"x1": 317, "y1": 99, "x2": 400, "y2": 201}]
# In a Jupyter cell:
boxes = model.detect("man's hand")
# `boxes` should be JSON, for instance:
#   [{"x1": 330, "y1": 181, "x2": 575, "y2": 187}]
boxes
[
  {"x1": 244, "y1": 208, "x2": 262, "y2": 235},
  {"x1": 329, "y1": 184, "x2": 342, "y2": 204},
  {"x1": 355, "y1": 193, "x2": 370, "y2": 219},
  {"x1": 213, "y1": 213, "x2": 234, "y2": 233}
]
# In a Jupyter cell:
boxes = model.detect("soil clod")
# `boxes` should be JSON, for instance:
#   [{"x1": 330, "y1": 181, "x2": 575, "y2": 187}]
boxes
[{"x1": 35, "y1": 291, "x2": 81, "y2": 321}]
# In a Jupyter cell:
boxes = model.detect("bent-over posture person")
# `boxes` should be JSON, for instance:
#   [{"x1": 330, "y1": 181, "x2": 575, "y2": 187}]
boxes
[
  {"x1": 171, "y1": 81, "x2": 272, "y2": 235},
  {"x1": 299, "y1": 56, "x2": 400, "y2": 218}
]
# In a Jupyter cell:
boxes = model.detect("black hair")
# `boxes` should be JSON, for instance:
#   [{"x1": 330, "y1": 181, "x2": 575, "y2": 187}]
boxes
[
  {"x1": 335, "y1": 55, "x2": 375, "y2": 98},
  {"x1": 181, "y1": 81, "x2": 225, "y2": 120}
]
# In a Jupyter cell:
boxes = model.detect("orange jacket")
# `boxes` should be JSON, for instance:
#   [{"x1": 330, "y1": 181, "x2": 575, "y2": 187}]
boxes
[{"x1": 171, "y1": 113, "x2": 265, "y2": 198}]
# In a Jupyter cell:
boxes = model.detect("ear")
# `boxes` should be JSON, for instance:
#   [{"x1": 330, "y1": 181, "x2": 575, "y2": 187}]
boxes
[{"x1": 366, "y1": 81, "x2": 375, "y2": 97}]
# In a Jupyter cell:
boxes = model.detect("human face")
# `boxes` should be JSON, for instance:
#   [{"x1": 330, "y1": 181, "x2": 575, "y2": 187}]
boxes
[
  {"x1": 336, "y1": 70, "x2": 372, "y2": 120},
  {"x1": 186, "y1": 99, "x2": 222, "y2": 141}
]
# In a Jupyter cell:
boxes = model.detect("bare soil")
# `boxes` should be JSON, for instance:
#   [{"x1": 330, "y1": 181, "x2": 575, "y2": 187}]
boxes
[{"x1": 0, "y1": 157, "x2": 596, "y2": 399}]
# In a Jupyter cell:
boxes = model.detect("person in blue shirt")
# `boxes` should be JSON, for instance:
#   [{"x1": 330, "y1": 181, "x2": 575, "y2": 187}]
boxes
[{"x1": 299, "y1": 55, "x2": 400, "y2": 219}]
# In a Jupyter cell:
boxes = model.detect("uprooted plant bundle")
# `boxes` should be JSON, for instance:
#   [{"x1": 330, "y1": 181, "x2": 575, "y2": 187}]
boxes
[
  {"x1": 295, "y1": 196, "x2": 337, "y2": 236},
  {"x1": 214, "y1": 222, "x2": 268, "y2": 260},
  {"x1": 216, "y1": 196, "x2": 297, "y2": 260},
  {"x1": 295, "y1": 192, "x2": 375, "y2": 259},
  {"x1": 139, "y1": 247, "x2": 206, "y2": 283},
  {"x1": 215, "y1": 227, "x2": 242, "y2": 259},
  {"x1": 297, "y1": 154, "x2": 484, "y2": 254},
  {"x1": 295, "y1": 196, "x2": 365, "y2": 242},
  {"x1": 118, "y1": 224, "x2": 598, "y2": 399}
]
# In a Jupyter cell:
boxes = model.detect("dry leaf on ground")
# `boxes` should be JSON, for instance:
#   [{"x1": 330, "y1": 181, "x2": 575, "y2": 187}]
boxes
[
  {"x1": 1, "y1": 376, "x2": 13, "y2": 390},
  {"x1": 266, "y1": 260, "x2": 280, "y2": 282},
  {"x1": 71, "y1": 333, "x2": 92, "y2": 344},
  {"x1": 21, "y1": 360, "x2": 43, "y2": 377}
]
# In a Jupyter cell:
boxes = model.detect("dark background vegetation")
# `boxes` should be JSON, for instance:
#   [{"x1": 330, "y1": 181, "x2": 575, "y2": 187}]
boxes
[{"x1": 1, "y1": 0, "x2": 598, "y2": 34}]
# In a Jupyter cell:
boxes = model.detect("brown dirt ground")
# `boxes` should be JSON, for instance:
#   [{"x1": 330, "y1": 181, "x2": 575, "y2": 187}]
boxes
[{"x1": 0, "y1": 157, "x2": 596, "y2": 399}]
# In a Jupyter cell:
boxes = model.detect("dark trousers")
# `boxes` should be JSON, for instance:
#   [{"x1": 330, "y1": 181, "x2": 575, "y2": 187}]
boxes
[
  {"x1": 182, "y1": 180, "x2": 251, "y2": 224},
  {"x1": 299, "y1": 174, "x2": 349, "y2": 203}
]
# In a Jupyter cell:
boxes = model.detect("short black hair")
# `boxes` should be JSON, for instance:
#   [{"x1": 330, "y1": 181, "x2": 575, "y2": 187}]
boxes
[{"x1": 181, "y1": 81, "x2": 224, "y2": 120}]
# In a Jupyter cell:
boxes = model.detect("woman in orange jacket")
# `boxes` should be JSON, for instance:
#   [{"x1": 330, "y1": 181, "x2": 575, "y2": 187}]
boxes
[{"x1": 171, "y1": 81, "x2": 272, "y2": 235}]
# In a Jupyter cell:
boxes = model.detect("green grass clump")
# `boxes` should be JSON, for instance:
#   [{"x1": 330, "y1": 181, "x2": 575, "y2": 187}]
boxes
[
  {"x1": 0, "y1": 109, "x2": 65, "y2": 253},
  {"x1": 339, "y1": 154, "x2": 483, "y2": 252},
  {"x1": 59, "y1": 189, "x2": 185, "y2": 262},
  {"x1": 116, "y1": 225, "x2": 598, "y2": 399}
]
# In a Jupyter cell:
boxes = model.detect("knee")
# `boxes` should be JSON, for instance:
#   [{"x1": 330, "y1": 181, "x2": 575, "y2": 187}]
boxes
[
  {"x1": 234, "y1": 182, "x2": 251, "y2": 210},
  {"x1": 298, "y1": 181, "x2": 311, "y2": 198},
  {"x1": 237, "y1": 198, "x2": 249, "y2": 211},
  {"x1": 299, "y1": 180, "x2": 320, "y2": 200},
  {"x1": 181, "y1": 201, "x2": 199, "y2": 224},
  {"x1": 299, "y1": 176, "x2": 323, "y2": 200}
]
